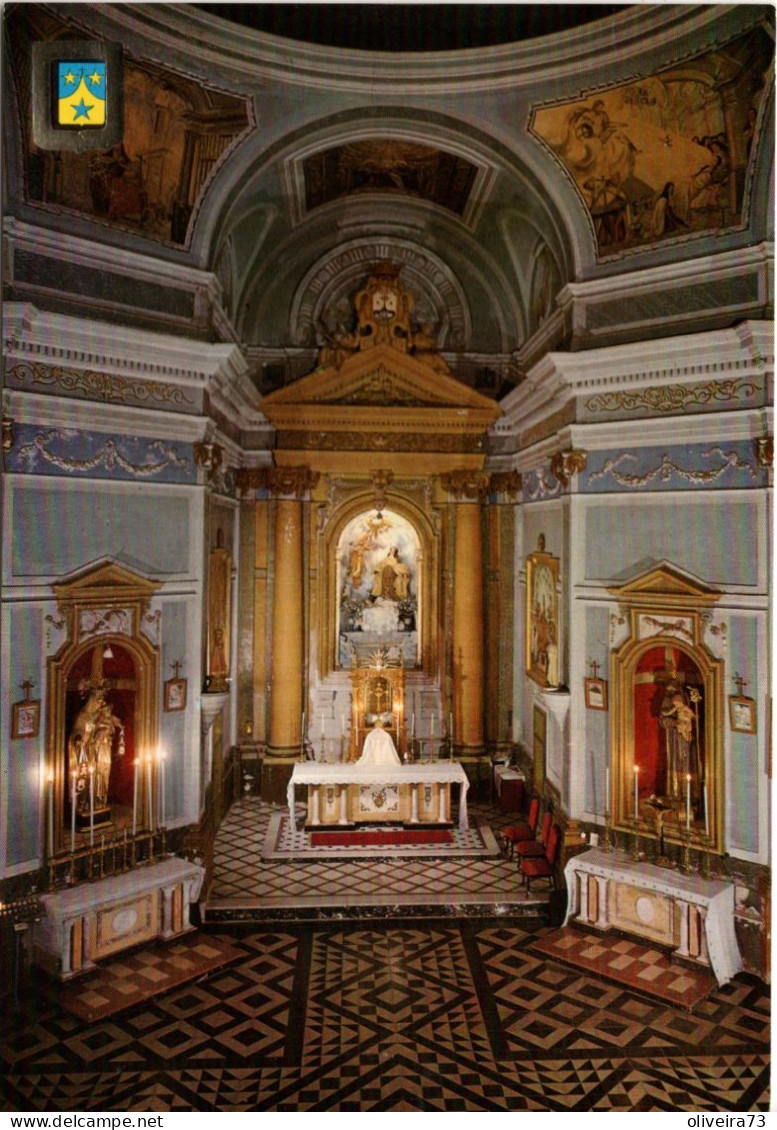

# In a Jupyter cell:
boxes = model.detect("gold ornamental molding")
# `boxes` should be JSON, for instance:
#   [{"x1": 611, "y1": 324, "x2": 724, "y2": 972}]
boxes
[
  {"x1": 2, "y1": 416, "x2": 13, "y2": 452},
  {"x1": 236, "y1": 465, "x2": 320, "y2": 497},
  {"x1": 7, "y1": 361, "x2": 194, "y2": 407},
  {"x1": 440, "y1": 470, "x2": 490, "y2": 499},
  {"x1": 489, "y1": 470, "x2": 522, "y2": 496},
  {"x1": 550, "y1": 448, "x2": 587, "y2": 488},
  {"x1": 585, "y1": 378, "x2": 760, "y2": 415},
  {"x1": 193, "y1": 441, "x2": 223, "y2": 479},
  {"x1": 755, "y1": 435, "x2": 773, "y2": 468}
]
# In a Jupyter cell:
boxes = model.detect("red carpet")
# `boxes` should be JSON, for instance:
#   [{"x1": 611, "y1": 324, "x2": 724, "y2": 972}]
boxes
[{"x1": 311, "y1": 828, "x2": 453, "y2": 847}]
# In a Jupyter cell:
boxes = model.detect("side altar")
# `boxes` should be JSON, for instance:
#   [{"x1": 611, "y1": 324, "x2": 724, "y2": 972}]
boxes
[{"x1": 563, "y1": 848, "x2": 742, "y2": 986}]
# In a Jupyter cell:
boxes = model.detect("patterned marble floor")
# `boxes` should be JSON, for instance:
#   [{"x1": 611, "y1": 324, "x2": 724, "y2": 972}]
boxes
[
  {"x1": 204, "y1": 796, "x2": 544, "y2": 921},
  {"x1": 2, "y1": 921, "x2": 769, "y2": 1112}
]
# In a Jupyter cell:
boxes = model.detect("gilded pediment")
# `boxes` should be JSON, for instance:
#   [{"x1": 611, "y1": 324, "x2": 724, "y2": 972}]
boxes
[
  {"x1": 262, "y1": 345, "x2": 497, "y2": 414},
  {"x1": 608, "y1": 562, "x2": 721, "y2": 608},
  {"x1": 52, "y1": 558, "x2": 161, "y2": 608}
]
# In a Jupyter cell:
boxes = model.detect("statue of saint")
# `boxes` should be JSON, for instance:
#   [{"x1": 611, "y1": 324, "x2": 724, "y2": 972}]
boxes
[
  {"x1": 68, "y1": 680, "x2": 125, "y2": 809},
  {"x1": 207, "y1": 529, "x2": 232, "y2": 691},
  {"x1": 659, "y1": 680, "x2": 699, "y2": 802},
  {"x1": 370, "y1": 546, "x2": 411, "y2": 601}
]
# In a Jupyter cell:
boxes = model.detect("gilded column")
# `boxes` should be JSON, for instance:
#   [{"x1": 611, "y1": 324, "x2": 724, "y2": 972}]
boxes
[
  {"x1": 269, "y1": 495, "x2": 304, "y2": 753},
  {"x1": 237, "y1": 466, "x2": 319, "y2": 801},
  {"x1": 442, "y1": 472, "x2": 488, "y2": 758}
]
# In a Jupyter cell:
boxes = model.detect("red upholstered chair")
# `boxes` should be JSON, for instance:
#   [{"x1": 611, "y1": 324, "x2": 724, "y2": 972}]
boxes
[
  {"x1": 520, "y1": 823, "x2": 561, "y2": 893},
  {"x1": 515, "y1": 810, "x2": 553, "y2": 859},
  {"x1": 501, "y1": 797, "x2": 540, "y2": 859}
]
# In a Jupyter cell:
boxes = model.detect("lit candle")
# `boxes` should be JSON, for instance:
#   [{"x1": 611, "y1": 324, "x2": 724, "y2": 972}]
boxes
[
  {"x1": 89, "y1": 764, "x2": 95, "y2": 847},
  {"x1": 704, "y1": 783, "x2": 709, "y2": 838},
  {"x1": 47, "y1": 772, "x2": 54, "y2": 858},
  {"x1": 686, "y1": 773, "x2": 692, "y2": 831},
  {"x1": 132, "y1": 757, "x2": 139, "y2": 836},
  {"x1": 633, "y1": 764, "x2": 639, "y2": 818},
  {"x1": 71, "y1": 770, "x2": 77, "y2": 854},
  {"x1": 147, "y1": 755, "x2": 153, "y2": 831}
]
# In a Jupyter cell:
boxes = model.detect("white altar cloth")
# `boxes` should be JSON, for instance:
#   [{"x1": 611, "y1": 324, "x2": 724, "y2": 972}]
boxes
[
  {"x1": 564, "y1": 848, "x2": 742, "y2": 986},
  {"x1": 288, "y1": 761, "x2": 470, "y2": 832}
]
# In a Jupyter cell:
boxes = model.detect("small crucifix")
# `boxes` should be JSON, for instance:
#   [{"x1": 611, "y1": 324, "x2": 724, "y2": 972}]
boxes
[
  {"x1": 588, "y1": 660, "x2": 601, "y2": 680},
  {"x1": 732, "y1": 671, "x2": 748, "y2": 696},
  {"x1": 171, "y1": 660, "x2": 183, "y2": 680},
  {"x1": 20, "y1": 678, "x2": 35, "y2": 701}
]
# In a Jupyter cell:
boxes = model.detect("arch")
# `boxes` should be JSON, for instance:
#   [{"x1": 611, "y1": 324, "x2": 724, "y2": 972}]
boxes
[
  {"x1": 319, "y1": 489, "x2": 439, "y2": 679},
  {"x1": 611, "y1": 631, "x2": 723, "y2": 852}
]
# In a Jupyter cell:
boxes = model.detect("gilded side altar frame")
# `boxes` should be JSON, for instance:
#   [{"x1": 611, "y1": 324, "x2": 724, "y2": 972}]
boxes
[
  {"x1": 608, "y1": 566, "x2": 723, "y2": 853},
  {"x1": 46, "y1": 562, "x2": 162, "y2": 856}
]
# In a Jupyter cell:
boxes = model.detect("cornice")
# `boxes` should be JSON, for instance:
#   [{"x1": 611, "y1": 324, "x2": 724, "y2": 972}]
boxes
[{"x1": 98, "y1": 4, "x2": 748, "y2": 96}]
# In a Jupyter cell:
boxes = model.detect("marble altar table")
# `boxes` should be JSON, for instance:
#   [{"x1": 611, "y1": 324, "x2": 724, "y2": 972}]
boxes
[
  {"x1": 288, "y1": 761, "x2": 470, "y2": 834},
  {"x1": 563, "y1": 848, "x2": 742, "y2": 986},
  {"x1": 33, "y1": 857, "x2": 205, "y2": 980}
]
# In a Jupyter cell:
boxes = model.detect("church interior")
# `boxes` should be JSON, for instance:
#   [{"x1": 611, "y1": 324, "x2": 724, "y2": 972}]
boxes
[{"x1": 0, "y1": 2, "x2": 773, "y2": 1113}]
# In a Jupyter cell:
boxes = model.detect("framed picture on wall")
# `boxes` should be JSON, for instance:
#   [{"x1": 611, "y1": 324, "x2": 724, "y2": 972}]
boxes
[
  {"x1": 11, "y1": 698, "x2": 40, "y2": 739},
  {"x1": 729, "y1": 695, "x2": 756, "y2": 734},
  {"x1": 584, "y1": 677, "x2": 608, "y2": 711},
  {"x1": 525, "y1": 534, "x2": 560, "y2": 687},
  {"x1": 164, "y1": 678, "x2": 187, "y2": 713}
]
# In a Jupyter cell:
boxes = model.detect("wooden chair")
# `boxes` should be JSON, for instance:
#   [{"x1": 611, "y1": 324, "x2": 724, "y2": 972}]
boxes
[
  {"x1": 520, "y1": 823, "x2": 561, "y2": 893},
  {"x1": 514, "y1": 810, "x2": 553, "y2": 859},
  {"x1": 501, "y1": 797, "x2": 540, "y2": 859}
]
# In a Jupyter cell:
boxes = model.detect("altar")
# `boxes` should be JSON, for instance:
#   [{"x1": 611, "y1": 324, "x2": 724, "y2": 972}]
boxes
[
  {"x1": 287, "y1": 761, "x2": 470, "y2": 833},
  {"x1": 563, "y1": 848, "x2": 742, "y2": 986}
]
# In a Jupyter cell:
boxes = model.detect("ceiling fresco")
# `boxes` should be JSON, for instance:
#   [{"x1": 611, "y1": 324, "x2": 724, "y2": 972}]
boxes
[
  {"x1": 8, "y1": 6, "x2": 252, "y2": 247},
  {"x1": 303, "y1": 141, "x2": 479, "y2": 217},
  {"x1": 531, "y1": 24, "x2": 773, "y2": 257}
]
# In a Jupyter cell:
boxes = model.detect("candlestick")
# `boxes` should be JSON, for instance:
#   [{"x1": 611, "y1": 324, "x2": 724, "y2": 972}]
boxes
[
  {"x1": 158, "y1": 750, "x2": 165, "y2": 827},
  {"x1": 132, "y1": 758, "x2": 139, "y2": 836},
  {"x1": 633, "y1": 764, "x2": 639, "y2": 819},
  {"x1": 703, "y1": 782, "x2": 709, "y2": 838},
  {"x1": 71, "y1": 770, "x2": 77, "y2": 854},
  {"x1": 685, "y1": 773, "x2": 691, "y2": 831},
  {"x1": 89, "y1": 764, "x2": 95, "y2": 847},
  {"x1": 47, "y1": 772, "x2": 54, "y2": 858}
]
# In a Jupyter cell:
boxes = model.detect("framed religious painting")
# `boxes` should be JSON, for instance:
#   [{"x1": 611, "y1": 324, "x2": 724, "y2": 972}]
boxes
[
  {"x1": 164, "y1": 678, "x2": 187, "y2": 713},
  {"x1": 525, "y1": 535, "x2": 560, "y2": 687},
  {"x1": 12, "y1": 698, "x2": 40, "y2": 739},
  {"x1": 585, "y1": 677, "x2": 608, "y2": 711},
  {"x1": 729, "y1": 695, "x2": 756, "y2": 734}
]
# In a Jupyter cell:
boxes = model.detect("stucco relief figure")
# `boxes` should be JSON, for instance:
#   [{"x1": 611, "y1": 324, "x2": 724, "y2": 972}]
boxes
[
  {"x1": 659, "y1": 680, "x2": 701, "y2": 802},
  {"x1": 370, "y1": 547, "x2": 411, "y2": 601},
  {"x1": 68, "y1": 680, "x2": 125, "y2": 809}
]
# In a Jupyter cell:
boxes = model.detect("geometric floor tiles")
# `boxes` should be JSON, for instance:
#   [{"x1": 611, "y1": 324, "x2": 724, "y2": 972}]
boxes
[
  {"x1": 530, "y1": 927, "x2": 717, "y2": 1009},
  {"x1": 2, "y1": 921, "x2": 769, "y2": 1112},
  {"x1": 204, "y1": 797, "x2": 545, "y2": 923}
]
